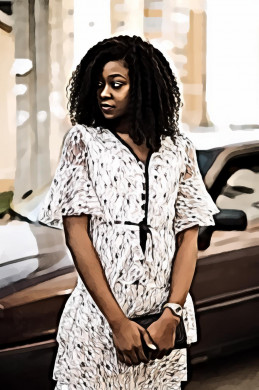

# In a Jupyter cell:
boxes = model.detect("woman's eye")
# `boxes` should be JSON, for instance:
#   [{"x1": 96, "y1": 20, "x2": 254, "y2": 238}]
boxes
[
  {"x1": 97, "y1": 81, "x2": 123, "y2": 89},
  {"x1": 112, "y1": 82, "x2": 123, "y2": 89}
]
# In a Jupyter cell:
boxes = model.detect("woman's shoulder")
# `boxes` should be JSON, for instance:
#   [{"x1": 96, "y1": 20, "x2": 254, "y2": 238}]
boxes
[
  {"x1": 64, "y1": 124, "x2": 97, "y2": 145},
  {"x1": 175, "y1": 130, "x2": 194, "y2": 151},
  {"x1": 162, "y1": 130, "x2": 194, "y2": 155},
  {"x1": 61, "y1": 124, "x2": 99, "y2": 164}
]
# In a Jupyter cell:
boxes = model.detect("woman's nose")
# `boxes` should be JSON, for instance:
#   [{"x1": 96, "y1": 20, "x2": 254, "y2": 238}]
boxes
[{"x1": 100, "y1": 83, "x2": 112, "y2": 98}]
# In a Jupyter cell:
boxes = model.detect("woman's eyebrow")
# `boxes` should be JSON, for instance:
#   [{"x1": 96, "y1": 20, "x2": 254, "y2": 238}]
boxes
[{"x1": 108, "y1": 73, "x2": 127, "y2": 80}]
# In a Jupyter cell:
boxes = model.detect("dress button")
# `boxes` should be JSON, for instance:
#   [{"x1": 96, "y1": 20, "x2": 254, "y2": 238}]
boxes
[
  {"x1": 141, "y1": 204, "x2": 145, "y2": 210},
  {"x1": 141, "y1": 194, "x2": 145, "y2": 200}
]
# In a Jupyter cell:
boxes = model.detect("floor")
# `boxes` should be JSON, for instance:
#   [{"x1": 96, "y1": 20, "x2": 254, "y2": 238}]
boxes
[{"x1": 183, "y1": 348, "x2": 259, "y2": 390}]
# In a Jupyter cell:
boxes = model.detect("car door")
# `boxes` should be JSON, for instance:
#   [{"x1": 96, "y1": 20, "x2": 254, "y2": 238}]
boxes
[{"x1": 190, "y1": 144, "x2": 259, "y2": 362}]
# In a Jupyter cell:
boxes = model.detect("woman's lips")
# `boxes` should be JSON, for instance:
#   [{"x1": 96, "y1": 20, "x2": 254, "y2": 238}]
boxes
[
  {"x1": 101, "y1": 106, "x2": 114, "y2": 112},
  {"x1": 101, "y1": 104, "x2": 115, "y2": 112}
]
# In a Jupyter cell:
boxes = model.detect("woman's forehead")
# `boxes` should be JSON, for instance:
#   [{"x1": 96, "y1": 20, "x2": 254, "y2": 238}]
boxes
[{"x1": 101, "y1": 60, "x2": 129, "y2": 79}]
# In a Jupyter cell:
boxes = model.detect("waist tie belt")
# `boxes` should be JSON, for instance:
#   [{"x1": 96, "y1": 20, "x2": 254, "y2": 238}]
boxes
[{"x1": 114, "y1": 220, "x2": 155, "y2": 259}]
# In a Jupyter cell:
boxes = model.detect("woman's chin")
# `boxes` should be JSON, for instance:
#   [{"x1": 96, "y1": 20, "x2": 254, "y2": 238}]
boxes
[{"x1": 102, "y1": 113, "x2": 116, "y2": 120}]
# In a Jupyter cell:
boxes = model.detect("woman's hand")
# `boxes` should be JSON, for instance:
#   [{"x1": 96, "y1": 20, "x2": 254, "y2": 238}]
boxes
[
  {"x1": 145, "y1": 309, "x2": 181, "y2": 360},
  {"x1": 111, "y1": 317, "x2": 156, "y2": 366}
]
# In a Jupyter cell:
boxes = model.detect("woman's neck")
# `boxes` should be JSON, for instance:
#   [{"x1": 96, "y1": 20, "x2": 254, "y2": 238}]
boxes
[{"x1": 106, "y1": 117, "x2": 131, "y2": 134}]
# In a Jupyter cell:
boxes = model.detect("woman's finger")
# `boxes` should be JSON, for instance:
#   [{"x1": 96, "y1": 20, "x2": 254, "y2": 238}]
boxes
[
  {"x1": 149, "y1": 350, "x2": 160, "y2": 360},
  {"x1": 123, "y1": 353, "x2": 133, "y2": 366},
  {"x1": 134, "y1": 345, "x2": 149, "y2": 364},
  {"x1": 165, "y1": 348, "x2": 173, "y2": 357},
  {"x1": 116, "y1": 350, "x2": 125, "y2": 363},
  {"x1": 156, "y1": 348, "x2": 167, "y2": 360},
  {"x1": 129, "y1": 349, "x2": 140, "y2": 365},
  {"x1": 141, "y1": 329, "x2": 158, "y2": 352}
]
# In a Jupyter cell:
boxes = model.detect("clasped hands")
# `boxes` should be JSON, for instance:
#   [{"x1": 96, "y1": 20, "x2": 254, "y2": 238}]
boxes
[{"x1": 112, "y1": 311, "x2": 180, "y2": 366}]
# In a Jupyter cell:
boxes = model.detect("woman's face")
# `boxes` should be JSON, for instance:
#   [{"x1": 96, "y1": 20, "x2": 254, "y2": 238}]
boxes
[{"x1": 97, "y1": 60, "x2": 130, "y2": 121}]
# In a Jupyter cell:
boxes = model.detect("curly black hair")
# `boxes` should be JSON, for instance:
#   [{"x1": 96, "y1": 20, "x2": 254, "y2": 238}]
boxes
[{"x1": 67, "y1": 35, "x2": 182, "y2": 151}]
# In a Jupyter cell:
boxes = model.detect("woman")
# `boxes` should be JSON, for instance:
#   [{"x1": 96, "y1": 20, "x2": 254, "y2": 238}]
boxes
[{"x1": 39, "y1": 35, "x2": 219, "y2": 389}]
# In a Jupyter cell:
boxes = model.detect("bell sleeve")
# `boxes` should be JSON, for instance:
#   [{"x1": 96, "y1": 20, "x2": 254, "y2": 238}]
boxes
[
  {"x1": 38, "y1": 125, "x2": 101, "y2": 229},
  {"x1": 174, "y1": 135, "x2": 220, "y2": 236}
]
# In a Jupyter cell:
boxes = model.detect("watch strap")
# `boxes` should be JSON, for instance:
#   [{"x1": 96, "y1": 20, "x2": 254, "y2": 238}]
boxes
[{"x1": 162, "y1": 303, "x2": 183, "y2": 318}]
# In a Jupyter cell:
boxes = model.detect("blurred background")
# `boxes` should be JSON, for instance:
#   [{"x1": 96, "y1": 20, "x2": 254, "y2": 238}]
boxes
[
  {"x1": 1, "y1": 0, "x2": 259, "y2": 217},
  {"x1": 0, "y1": 1, "x2": 259, "y2": 389}
]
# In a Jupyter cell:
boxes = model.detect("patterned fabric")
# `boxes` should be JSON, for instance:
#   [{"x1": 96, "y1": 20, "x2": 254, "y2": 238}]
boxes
[{"x1": 39, "y1": 124, "x2": 219, "y2": 389}]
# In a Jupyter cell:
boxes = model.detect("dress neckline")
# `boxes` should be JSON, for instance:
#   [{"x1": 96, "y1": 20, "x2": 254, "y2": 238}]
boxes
[{"x1": 106, "y1": 128, "x2": 153, "y2": 166}]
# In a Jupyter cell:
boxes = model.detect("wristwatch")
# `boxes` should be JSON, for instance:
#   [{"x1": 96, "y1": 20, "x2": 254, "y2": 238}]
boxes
[{"x1": 162, "y1": 303, "x2": 183, "y2": 318}]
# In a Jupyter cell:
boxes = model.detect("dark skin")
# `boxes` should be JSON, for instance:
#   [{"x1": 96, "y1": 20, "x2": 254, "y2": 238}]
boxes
[
  {"x1": 62, "y1": 60, "x2": 199, "y2": 365},
  {"x1": 97, "y1": 60, "x2": 151, "y2": 162}
]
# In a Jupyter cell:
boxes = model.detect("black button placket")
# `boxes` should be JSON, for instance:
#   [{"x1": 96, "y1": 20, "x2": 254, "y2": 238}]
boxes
[
  {"x1": 139, "y1": 150, "x2": 153, "y2": 255},
  {"x1": 107, "y1": 129, "x2": 154, "y2": 257}
]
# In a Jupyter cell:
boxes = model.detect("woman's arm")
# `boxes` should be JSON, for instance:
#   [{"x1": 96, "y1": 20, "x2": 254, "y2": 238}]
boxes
[
  {"x1": 62, "y1": 214, "x2": 153, "y2": 365},
  {"x1": 165, "y1": 224, "x2": 199, "y2": 307},
  {"x1": 63, "y1": 214, "x2": 126, "y2": 327},
  {"x1": 146, "y1": 225, "x2": 199, "y2": 359}
]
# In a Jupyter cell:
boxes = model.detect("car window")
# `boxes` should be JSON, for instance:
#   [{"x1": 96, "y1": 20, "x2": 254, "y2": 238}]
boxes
[{"x1": 216, "y1": 168, "x2": 259, "y2": 226}]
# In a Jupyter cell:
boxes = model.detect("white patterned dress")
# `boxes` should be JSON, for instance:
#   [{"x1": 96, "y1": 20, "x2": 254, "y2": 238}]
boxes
[{"x1": 39, "y1": 124, "x2": 219, "y2": 390}]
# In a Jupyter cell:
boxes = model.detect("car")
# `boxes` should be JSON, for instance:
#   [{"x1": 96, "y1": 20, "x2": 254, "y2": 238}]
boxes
[
  {"x1": 0, "y1": 136, "x2": 259, "y2": 389},
  {"x1": 190, "y1": 136, "x2": 259, "y2": 362}
]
